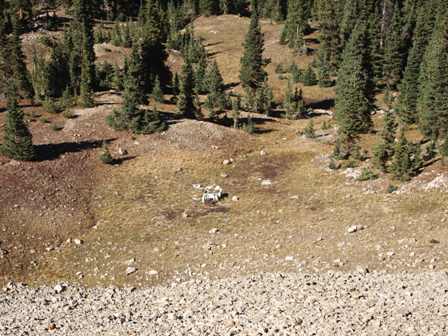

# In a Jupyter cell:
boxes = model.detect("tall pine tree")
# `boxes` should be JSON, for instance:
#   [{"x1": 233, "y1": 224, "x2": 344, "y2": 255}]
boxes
[
  {"x1": 334, "y1": 22, "x2": 373, "y2": 157},
  {"x1": 1, "y1": 85, "x2": 35, "y2": 161},
  {"x1": 240, "y1": 10, "x2": 267, "y2": 95}
]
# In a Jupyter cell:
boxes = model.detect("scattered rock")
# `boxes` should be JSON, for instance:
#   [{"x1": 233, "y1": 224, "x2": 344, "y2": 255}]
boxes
[
  {"x1": 347, "y1": 225, "x2": 364, "y2": 234},
  {"x1": 126, "y1": 267, "x2": 137, "y2": 276},
  {"x1": 232, "y1": 196, "x2": 240, "y2": 202},
  {"x1": 53, "y1": 284, "x2": 66, "y2": 294},
  {"x1": 73, "y1": 239, "x2": 83, "y2": 246},
  {"x1": 261, "y1": 179, "x2": 272, "y2": 186}
]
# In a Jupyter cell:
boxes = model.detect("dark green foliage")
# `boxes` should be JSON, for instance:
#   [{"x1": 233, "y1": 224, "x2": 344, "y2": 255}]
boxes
[
  {"x1": 316, "y1": 52, "x2": 333, "y2": 87},
  {"x1": 417, "y1": 11, "x2": 448, "y2": 140},
  {"x1": 254, "y1": 83, "x2": 274, "y2": 116},
  {"x1": 424, "y1": 140, "x2": 437, "y2": 161},
  {"x1": 315, "y1": 0, "x2": 341, "y2": 72},
  {"x1": 281, "y1": 0, "x2": 307, "y2": 52},
  {"x1": 74, "y1": 0, "x2": 96, "y2": 107},
  {"x1": 302, "y1": 65, "x2": 317, "y2": 86},
  {"x1": 398, "y1": 3, "x2": 435, "y2": 124},
  {"x1": 1, "y1": 86, "x2": 35, "y2": 161},
  {"x1": 303, "y1": 119, "x2": 316, "y2": 139},
  {"x1": 283, "y1": 81, "x2": 305, "y2": 120},
  {"x1": 441, "y1": 135, "x2": 448, "y2": 165},
  {"x1": 391, "y1": 131, "x2": 422, "y2": 181},
  {"x1": 177, "y1": 60, "x2": 197, "y2": 118},
  {"x1": 107, "y1": 56, "x2": 166, "y2": 134},
  {"x1": 206, "y1": 61, "x2": 226, "y2": 111},
  {"x1": 383, "y1": 3, "x2": 404, "y2": 88},
  {"x1": 357, "y1": 167, "x2": 378, "y2": 181},
  {"x1": 367, "y1": 10, "x2": 384, "y2": 87},
  {"x1": 289, "y1": 63, "x2": 301, "y2": 83},
  {"x1": 201, "y1": 0, "x2": 220, "y2": 15},
  {"x1": 231, "y1": 96, "x2": 241, "y2": 128},
  {"x1": 240, "y1": 11, "x2": 267, "y2": 93},
  {"x1": 10, "y1": 21, "x2": 34, "y2": 99},
  {"x1": 96, "y1": 62, "x2": 115, "y2": 91},
  {"x1": 152, "y1": 76, "x2": 164, "y2": 103},
  {"x1": 335, "y1": 22, "x2": 373, "y2": 142},
  {"x1": 99, "y1": 142, "x2": 114, "y2": 164}
]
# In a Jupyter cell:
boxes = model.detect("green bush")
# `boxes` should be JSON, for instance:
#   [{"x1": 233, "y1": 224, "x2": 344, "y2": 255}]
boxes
[{"x1": 357, "y1": 168, "x2": 379, "y2": 181}]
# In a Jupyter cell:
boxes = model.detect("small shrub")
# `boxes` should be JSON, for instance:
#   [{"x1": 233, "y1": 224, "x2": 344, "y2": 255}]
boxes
[
  {"x1": 387, "y1": 184, "x2": 398, "y2": 193},
  {"x1": 40, "y1": 117, "x2": 50, "y2": 124},
  {"x1": 303, "y1": 120, "x2": 316, "y2": 139},
  {"x1": 321, "y1": 120, "x2": 331, "y2": 131},
  {"x1": 99, "y1": 143, "x2": 115, "y2": 165},
  {"x1": 357, "y1": 168, "x2": 379, "y2": 181},
  {"x1": 42, "y1": 99, "x2": 63, "y2": 114},
  {"x1": 242, "y1": 115, "x2": 256, "y2": 134},
  {"x1": 62, "y1": 109, "x2": 77, "y2": 119},
  {"x1": 328, "y1": 159, "x2": 341, "y2": 170}
]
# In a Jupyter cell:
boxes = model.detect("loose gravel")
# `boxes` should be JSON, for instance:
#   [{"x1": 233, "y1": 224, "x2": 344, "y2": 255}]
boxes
[{"x1": 1, "y1": 272, "x2": 448, "y2": 335}]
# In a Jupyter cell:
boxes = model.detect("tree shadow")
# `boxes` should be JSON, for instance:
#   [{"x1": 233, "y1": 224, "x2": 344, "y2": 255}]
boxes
[
  {"x1": 35, "y1": 139, "x2": 115, "y2": 161},
  {"x1": 224, "y1": 81, "x2": 241, "y2": 90},
  {"x1": 204, "y1": 41, "x2": 223, "y2": 48},
  {"x1": 113, "y1": 156, "x2": 137, "y2": 165},
  {"x1": 214, "y1": 115, "x2": 275, "y2": 134},
  {"x1": 307, "y1": 98, "x2": 335, "y2": 110}
]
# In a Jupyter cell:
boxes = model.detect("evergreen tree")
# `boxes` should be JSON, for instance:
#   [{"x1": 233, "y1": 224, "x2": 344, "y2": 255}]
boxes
[
  {"x1": 206, "y1": 60, "x2": 226, "y2": 111},
  {"x1": 383, "y1": 3, "x2": 404, "y2": 88},
  {"x1": 335, "y1": 22, "x2": 373, "y2": 140},
  {"x1": 177, "y1": 60, "x2": 197, "y2": 118},
  {"x1": 315, "y1": 0, "x2": 341, "y2": 72},
  {"x1": 152, "y1": 75, "x2": 163, "y2": 103},
  {"x1": 107, "y1": 59, "x2": 141, "y2": 131},
  {"x1": 367, "y1": 9, "x2": 384, "y2": 87},
  {"x1": 391, "y1": 131, "x2": 421, "y2": 181},
  {"x1": 283, "y1": 81, "x2": 305, "y2": 120},
  {"x1": 302, "y1": 65, "x2": 317, "y2": 86},
  {"x1": 1, "y1": 85, "x2": 35, "y2": 161},
  {"x1": 240, "y1": 10, "x2": 267, "y2": 94},
  {"x1": 417, "y1": 11, "x2": 448, "y2": 140},
  {"x1": 281, "y1": 0, "x2": 307, "y2": 52},
  {"x1": 201, "y1": 0, "x2": 220, "y2": 15},
  {"x1": 73, "y1": 0, "x2": 96, "y2": 107},
  {"x1": 10, "y1": 20, "x2": 34, "y2": 99},
  {"x1": 373, "y1": 109, "x2": 398, "y2": 171},
  {"x1": 289, "y1": 62, "x2": 301, "y2": 83},
  {"x1": 231, "y1": 96, "x2": 241, "y2": 128},
  {"x1": 398, "y1": 3, "x2": 436, "y2": 124}
]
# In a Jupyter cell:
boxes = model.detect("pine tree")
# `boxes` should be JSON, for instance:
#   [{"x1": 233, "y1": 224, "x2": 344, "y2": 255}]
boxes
[
  {"x1": 152, "y1": 76, "x2": 163, "y2": 103},
  {"x1": 367, "y1": 9, "x2": 384, "y2": 88},
  {"x1": 391, "y1": 131, "x2": 412, "y2": 181},
  {"x1": 289, "y1": 62, "x2": 301, "y2": 83},
  {"x1": 206, "y1": 60, "x2": 226, "y2": 111},
  {"x1": 201, "y1": 0, "x2": 220, "y2": 15},
  {"x1": 10, "y1": 20, "x2": 34, "y2": 99},
  {"x1": 373, "y1": 109, "x2": 397, "y2": 171},
  {"x1": 73, "y1": 0, "x2": 96, "y2": 107},
  {"x1": 302, "y1": 65, "x2": 317, "y2": 86},
  {"x1": 231, "y1": 96, "x2": 241, "y2": 128},
  {"x1": 1, "y1": 85, "x2": 35, "y2": 161},
  {"x1": 417, "y1": 11, "x2": 448, "y2": 140},
  {"x1": 315, "y1": 0, "x2": 341, "y2": 72},
  {"x1": 240, "y1": 10, "x2": 267, "y2": 94},
  {"x1": 335, "y1": 22, "x2": 373, "y2": 140},
  {"x1": 398, "y1": 3, "x2": 436, "y2": 124},
  {"x1": 283, "y1": 81, "x2": 305, "y2": 120},
  {"x1": 383, "y1": 3, "x2": 404, "y2": 89},
  {"x1": 281, "y1": 0, "x2": 307, "y2": 52},
  {"x1": 177, "y1": 60, "x2": 197, "y2": 119}
]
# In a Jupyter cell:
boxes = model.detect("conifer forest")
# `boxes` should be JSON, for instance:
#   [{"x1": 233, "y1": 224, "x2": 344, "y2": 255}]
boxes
[{"x1": 1, "y1": 1, "x2": 448, "y2": 334}]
